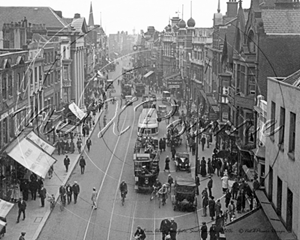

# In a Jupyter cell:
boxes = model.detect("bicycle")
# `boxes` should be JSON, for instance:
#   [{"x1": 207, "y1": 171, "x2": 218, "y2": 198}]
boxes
[
  {"x1": 150, "y1": 187, "x2": 159, "y2": 201},
  {"x1": 60, "y1": 194, "x2": 66, "y2": 211},
  {"x1": 158, "y1": 193, "x2": 167, "y2": 208}
]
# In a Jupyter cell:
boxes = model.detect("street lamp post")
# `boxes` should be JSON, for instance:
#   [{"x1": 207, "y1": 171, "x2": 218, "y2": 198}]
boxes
[{"x1": 195, "y1": 96, "x2": 200, "y2": 177}]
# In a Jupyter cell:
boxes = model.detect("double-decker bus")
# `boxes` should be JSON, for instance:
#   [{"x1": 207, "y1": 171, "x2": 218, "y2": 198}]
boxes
[
  {"x1": 122, "y1": 66, "x2": 134, "y2": 84},
  {"x1": 138, "y1": 108, "x2": 159, "y2": 136}
]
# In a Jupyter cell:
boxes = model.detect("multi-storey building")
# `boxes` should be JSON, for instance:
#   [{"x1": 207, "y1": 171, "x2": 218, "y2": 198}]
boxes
[{"x1": 265, "y1": 70, "x2": 300, "y2": 239}]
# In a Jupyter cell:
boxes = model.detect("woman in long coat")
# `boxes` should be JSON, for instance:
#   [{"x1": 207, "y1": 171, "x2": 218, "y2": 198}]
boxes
[{"x1": 200, "y1": 157, "x2": 207, "y2": 177}]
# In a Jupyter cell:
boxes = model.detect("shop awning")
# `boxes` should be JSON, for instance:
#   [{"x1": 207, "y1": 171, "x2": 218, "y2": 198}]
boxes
[
  {"x1": 164, "y1": 72, "x2": 180, "y2": 80},
  {"x1": 26, "y1": 131, "x2": 55, "y2": 155},
  {"x1": 68, "y1": 102, "x2": 86, "y2": 121},
  {"x1": 242, "y1": 165, "x2": 255, "y2": 181},
  {"x1": 143, "y1": 71, "x2": 154, "y2": 78},
  {"x1": 211, "y1": 105, "x2": 220, "y2": 112},
  {"x1": 207, "y1": 96, "x2": 217, "y2": 106},
  {"x1": 225, "y1": 208, "x2": 280, "y2": 240},
  {"x1": 57, "y1": 123, "x2": 76, "y2": 133},
  {"x1": 0, "y1": 199, "x2": 14, "y2": 217},
  {"x1": 7, "y1": 138, "x2": 57, "y2": 179},
  {"x1": 252, "y1": 146, "x2": 266, "y2": 159}
]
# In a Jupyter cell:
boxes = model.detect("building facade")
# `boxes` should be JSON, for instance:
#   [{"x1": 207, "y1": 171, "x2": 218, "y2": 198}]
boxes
[{"x1": 266, "y1": 70, "x2": 300, "y2": 238}]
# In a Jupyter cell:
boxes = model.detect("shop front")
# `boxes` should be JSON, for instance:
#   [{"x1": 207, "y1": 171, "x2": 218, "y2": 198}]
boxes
[{"x1": 0, "y1": 128, "x2": 56, "y2": 201}]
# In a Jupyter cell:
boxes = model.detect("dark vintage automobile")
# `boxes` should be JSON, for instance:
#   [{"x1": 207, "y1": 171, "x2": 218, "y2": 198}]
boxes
[
  {"x1": 172, "y1": 177, "x2": 197, "y2": 212},
  {"x1": 174, "y1": 152, "x2": 190, "y2": 172}
]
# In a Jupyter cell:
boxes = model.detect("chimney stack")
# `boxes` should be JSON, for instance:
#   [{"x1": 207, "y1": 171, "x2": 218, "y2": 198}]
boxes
[
  {"x1": 74, "y1": 13, "x2": 81, "y2": 19},
  {"x1": 226, "y1": 0, "x2": 238, "y2": 17}
]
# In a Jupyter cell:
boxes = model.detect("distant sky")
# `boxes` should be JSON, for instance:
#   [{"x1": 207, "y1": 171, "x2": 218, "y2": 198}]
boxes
[{"x1": 2, "y1": 0, "x2": 251, "y2": 34}]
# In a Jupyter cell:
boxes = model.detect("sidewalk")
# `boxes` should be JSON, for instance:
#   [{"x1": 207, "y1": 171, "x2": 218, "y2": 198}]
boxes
[{"x1": 4, "y1": 107, "x2": 105, "y2": 240}]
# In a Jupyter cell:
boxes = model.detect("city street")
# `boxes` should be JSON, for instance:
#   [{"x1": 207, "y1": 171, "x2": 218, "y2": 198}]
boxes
[{"x1": 36, "y1": 58, "x2": 228, "y2": 240}]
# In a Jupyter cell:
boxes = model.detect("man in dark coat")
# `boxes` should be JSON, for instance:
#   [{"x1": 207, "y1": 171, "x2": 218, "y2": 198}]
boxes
[
  {"x1": 225, "y1": 189, "x2": 232, "y2": 208},
  {"x1": 29, "y1": 179, "x2": 38, "y2": 200},
  {"x1": 79, "y1": 156, "x2": 86, "y2": 174},
  {"x1": 16, "y1": 198, "x2": 26, "y2": 223},
  {"x1": 201, "y1": 136, "x2": 206, "y2": 151},
  {"x1": 209, "y1": 224, "x2": 218, "y2": 240},
  {"x1": 64, "y1": 155, "x2": 70, "y2": 172},
  {"x1": 22, "y1": 180, "x2": 29, "y2": 201},
  {"x1": 86, "y1": 138, "x2": 92, "y2": 152},
  {"x1": 159, "y1": 219, "x2": 171, "y2": 240},
  {"x1": 40, "y1": 186, "x2": 47, "y2": 207},
  {"x1": 207, "y1": 176, "x2": 213, "y2": 198},
  {"x1": 208, "y1": 196, "x2": 216, "y2": 220},
  {"x1": 200, "y1": 222, "x2": 208, "y2": 240},
  {"x1": 66, "y1": 183, "x2": 73, "y2": 204},
  {"x1": 72, "y1": 181, "x2": 80, "y2": 204},
  {"x1": 164, "y1": 156, "x2": 170, "y2": 172},
  {"x1": 169, "y1": 218, "x2": 177, "y2": 240}
]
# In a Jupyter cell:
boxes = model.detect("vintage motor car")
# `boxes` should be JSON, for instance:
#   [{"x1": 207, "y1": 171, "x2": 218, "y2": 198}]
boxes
[
  {"x1": 172, "y1": 177, "x2": 197, "y2": 212},
  {"x1": 174, "y1": 152, "x2": 190, "y2": 172}
]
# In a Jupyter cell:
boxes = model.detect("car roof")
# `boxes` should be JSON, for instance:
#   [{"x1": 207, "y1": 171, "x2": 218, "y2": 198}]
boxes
[{"x1": 175, "y1": 177, "x2": 196, "y2": 187}]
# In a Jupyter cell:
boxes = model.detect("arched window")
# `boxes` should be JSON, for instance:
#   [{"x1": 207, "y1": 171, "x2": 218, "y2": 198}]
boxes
[{"x1": 247, "y1": 30, "x2": 255, "y2": 53}]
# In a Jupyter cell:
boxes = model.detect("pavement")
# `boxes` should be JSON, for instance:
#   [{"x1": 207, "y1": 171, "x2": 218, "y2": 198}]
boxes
[{"x1": 4, "y1": 107, "x2": 104, "y2": 240}]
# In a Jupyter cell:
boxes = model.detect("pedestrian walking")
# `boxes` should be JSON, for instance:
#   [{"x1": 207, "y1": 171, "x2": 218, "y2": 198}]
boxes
[
  {"x1": 236, "y1": 193, "x2": 242, "y2": 213},
  {"x1": 208, "y1": 196, "x2": 216, "y2": 221},
  {"x1": 200, "y1": 222, "x2": 208, "y2": 240},
  {"x1": 72, "y1": 181, "x2": 80, "y2": 204},
  {"x1": 202, "y1": 189, "x2": 209, "y2": 217},
  {"x1": 209, "y1": 224, "x2": 218, "y2": 240},
  {"x1": 169, "y1": 218, "x2": 177, "y2": 240},
  {"x1": 228, "y1": 200, "x2": 235, "y2": 222},
  {"x1": 66, "y1": 183, "x2": 73, "y2": 204},
  {"x1": 207, "y1": 176, "x2": 213, "y2": 198},
  {"x1": 221, "y1": 173, "x2": 229, "y2": 194},
  {"x1": 215, "y1": 199, "x2": 222, "y2": 217},
  {"x1": 200, "y1": 157, "x2": 207, "y2": 177},
  {"x1": 216, "y1": 158, "x2": 222, "y2": 177},
  {"x1": 77, "y1": 138, "x2": 82, "y2": 153},
  {"x1": 59, "y1": 185, "x2": 66, "y2": 202},
  {"x1": 64, "y1": 155, "x2": 70, "y2": 172},
  {"x1": 91, "y1": 187, "x2": 97, "y2": 209},
  {"x1": 201, "y1": 136, "x2": 206, "y2": 151},
  {"x1": 69, "y1": 140, "x2": 75, "y2": 153},
  {"x1": 207, "y1": 158, "x2": 214, "y2": 175},
  {"x1": 19, "y1": 232, "x2": 26, "y2": 240},
  {"x1": 167, "y1": 174, "x2": 174, "y2": 193},
  {"x1": 29, "y1": 179, "x2": 38, "y2": 200},
  {"x1": 231, "y1": 179, "x2": 239, "y2": 200},
  {"x1": 225, "y1": 189, "x2": 231, "y2": 208},
  {"x1": 40, "y1": 185, "x2": 47, "y2": 207},
  {"x1": 159, "y1": 219, "x2": 171, "y2": 240},
  {"x1": 86, "y1": 138, "x2": 92, "y2": 152},
  {"x1": 16, "y1": 198, "x2": 26, "y2": 223},
  {"x1": 164, "y1": 156, "x2": 170, "y2": 172},
  {"x1": 79, "y1": 156, "x2": 86, "y2": 174}
]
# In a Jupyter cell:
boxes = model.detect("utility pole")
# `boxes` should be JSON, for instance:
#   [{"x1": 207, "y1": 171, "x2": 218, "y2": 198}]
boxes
[{"x1": 195, "y1": 96, "x2": 200, "y2": 177}]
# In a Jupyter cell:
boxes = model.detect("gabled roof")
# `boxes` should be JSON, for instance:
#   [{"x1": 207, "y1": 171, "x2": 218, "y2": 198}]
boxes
[
  {"x1": 71, "y1": 17, "x2": 88, "y2": 34},
  {"x1": 0, "y1": 7, "x2": 67, "y2": 29},
  {"x1": 282, "y1": 69, "x2": 300, "y2": 86},
  {"x1": 262, "y1": 9, "x2": 300, "y2": 35}
]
